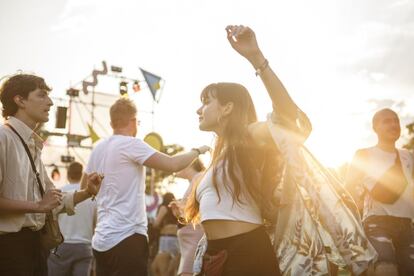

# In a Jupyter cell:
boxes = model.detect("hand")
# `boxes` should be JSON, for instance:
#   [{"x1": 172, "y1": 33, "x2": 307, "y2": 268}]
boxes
[
  {"x1": 37, "y1": 189, "x2": 62, "y2": 213},
  {"x1": 86, "y1": 172, "x2": 103, "y2": 197},
  {"x1": 168, "y1": 200, "x2": 183, "y2": 218},
  {"x1": 225, "y1": 25, "x2": 266, "y2": 67}
]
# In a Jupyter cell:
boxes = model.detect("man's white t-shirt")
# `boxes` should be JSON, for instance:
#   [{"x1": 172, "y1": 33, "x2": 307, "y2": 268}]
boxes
[
  {"x1": 58, "y1": 183, "x2": 96, "y2": 244},
  {"x1": 361, "y1": 147, "x2": 414, "y2": 220},
  {"x1": 85, "y1": 135, "x2": 156, "y2": 252}
]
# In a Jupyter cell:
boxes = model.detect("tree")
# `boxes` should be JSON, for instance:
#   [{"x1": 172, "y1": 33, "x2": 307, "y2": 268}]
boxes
[{"x1": 403, "y1": 122, "x2": 414, "y2": 150}]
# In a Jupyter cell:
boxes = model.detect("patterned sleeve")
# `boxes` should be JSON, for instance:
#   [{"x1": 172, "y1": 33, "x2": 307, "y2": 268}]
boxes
[
  {"x1": 266, "y1": 108, "x2": 312, "y2": 161},
  {"x1": 271, "y1": 107, "x2": 312, "y2": 139},
  {"x1": 269, "y1": 113, "x2": 378, "y2": 275}
]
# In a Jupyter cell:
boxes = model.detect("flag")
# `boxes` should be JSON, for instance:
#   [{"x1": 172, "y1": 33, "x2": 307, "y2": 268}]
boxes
[
  {"x1": 87, "y1": 124, "x2": 100, "y2": 144},
  {"x1": 140, "y1": 68, "x2": 162, "y2": 101}
]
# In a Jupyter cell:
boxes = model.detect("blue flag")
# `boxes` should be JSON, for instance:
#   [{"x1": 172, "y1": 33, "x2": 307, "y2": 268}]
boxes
[{"x1": 140, "y1": 68, "x2": 162, "y2": 101}]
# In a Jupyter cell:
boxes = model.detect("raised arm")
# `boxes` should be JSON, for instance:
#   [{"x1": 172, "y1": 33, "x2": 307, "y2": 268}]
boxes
[{"x1": 226, "y1": 25, "x2": 311, "y2": 136}]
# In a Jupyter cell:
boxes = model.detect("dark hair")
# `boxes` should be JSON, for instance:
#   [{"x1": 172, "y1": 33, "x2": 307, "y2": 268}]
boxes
[
  {"x1": 158, "y1": 192, "x2": 177, "y2": 227},
  {"x1": 161, "y1": 192, "x2": 175, "y2": 207},
  {"x1": 0, "y1": 74, "x2": 51, "y2": 118},
  {"x1": 186, "y1": 83, "x2": 282, "y2": 223},
  {"x1": 67, "y1": 162, "x2": 83, "y2": 182}
]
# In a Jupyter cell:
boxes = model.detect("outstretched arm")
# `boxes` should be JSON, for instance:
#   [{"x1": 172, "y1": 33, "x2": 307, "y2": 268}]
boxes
[
  {"x1": 226, "y1": 25, "x2": 311, "y2": 136},
  {"x1": 144, "y1": 146, "x2": 210, "y2": 173}
]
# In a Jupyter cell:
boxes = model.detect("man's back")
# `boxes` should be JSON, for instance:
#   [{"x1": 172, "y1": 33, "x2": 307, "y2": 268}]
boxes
[
  {"x1": 58, "y1": 183, "x2": 96, "y2": 244},
  {"x1": 85, "y1": 135, "x2": 155, "y2": 252}
]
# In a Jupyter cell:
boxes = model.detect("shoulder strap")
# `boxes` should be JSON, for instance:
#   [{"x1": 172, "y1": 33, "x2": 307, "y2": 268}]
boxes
[
  {"x1": 392, "y1": 149, "x2": 407, "y2": 181},
  {"x1": 5, "y1": 123, "x2": 45, "y2": 197}
]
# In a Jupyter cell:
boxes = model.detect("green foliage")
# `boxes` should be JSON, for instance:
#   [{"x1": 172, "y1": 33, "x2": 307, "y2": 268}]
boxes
[{"x1": 403, "y1": 122, "x2": 414, "y2": 150}]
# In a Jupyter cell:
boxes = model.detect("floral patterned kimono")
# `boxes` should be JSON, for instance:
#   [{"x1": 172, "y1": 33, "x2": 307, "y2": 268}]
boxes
[
  {"x1": 192, "y1": 110, "x2": 377, "y2": 276},
  {"x1": 268, "y1": 110, "x2": 377, "y2": 276}
]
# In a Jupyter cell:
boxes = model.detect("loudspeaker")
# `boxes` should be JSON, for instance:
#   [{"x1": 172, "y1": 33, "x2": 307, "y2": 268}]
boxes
[{"x1": 55, "y1": 106, "x2": 67, "y2": 129}]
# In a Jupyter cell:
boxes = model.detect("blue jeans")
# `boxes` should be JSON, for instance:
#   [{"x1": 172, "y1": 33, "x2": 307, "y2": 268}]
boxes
[
  {"x1": 364, "y1": 215, "x2": 414, "y2": 276},
  {"x1": 0, "y1": 228, "x2": 48, "y2": 276}
]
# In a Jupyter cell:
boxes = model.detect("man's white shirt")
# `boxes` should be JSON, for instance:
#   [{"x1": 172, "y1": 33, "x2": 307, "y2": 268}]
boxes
[
  {"x1": 361, "y1": 147, "x2": 414, "y2": 220},
  {"x1": 58, "y1": 183, "x2": 96, "y2": 244},
  {"x1": 85, "y1": 135, "x2": 156, "y2": 251}
]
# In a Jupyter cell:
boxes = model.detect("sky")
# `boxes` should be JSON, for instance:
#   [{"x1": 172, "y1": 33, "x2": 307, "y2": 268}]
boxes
[{"x1": 1, "y1": 0, "x2": 414, "y2": 173}]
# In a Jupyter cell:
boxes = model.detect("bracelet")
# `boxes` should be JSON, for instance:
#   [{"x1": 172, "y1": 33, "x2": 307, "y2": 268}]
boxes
[
  {"x1": 255, "y1": 59, "x2": 269, "y2": 76},
  {"x1": 191, "y1": 148, "x2": 202, "y2": 155},
  {"x1": 85, "y1": 189, "x2": 95, "y2": 201}
]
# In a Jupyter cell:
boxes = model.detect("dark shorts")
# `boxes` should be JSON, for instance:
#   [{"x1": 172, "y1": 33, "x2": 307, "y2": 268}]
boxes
[
  {"x1": 0, "y1": 228, "x2": 48, "y2": 276},
  {"x1": 205, "y1": 226, "x2": 280, "y2": 276},
  {"x1": 363, "y1": 215, "x2": 414, "y2": 276},
  {"x1": 93, "y1": 233, "x2": 149, "y2": 276}
]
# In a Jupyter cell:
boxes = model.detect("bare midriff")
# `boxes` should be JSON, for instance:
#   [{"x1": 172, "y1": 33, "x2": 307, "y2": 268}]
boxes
[
  {"x1": 201, "y1": 220, "x2": 261, "y2": 240},
  {"x1": 160, "y1": 224, "x2": 177, "y2": 236}
]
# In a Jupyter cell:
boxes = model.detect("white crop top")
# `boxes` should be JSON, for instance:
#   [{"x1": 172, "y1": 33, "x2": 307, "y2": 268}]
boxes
[{"x1": 196, "y1": 165, "x2": 263, "y2": 224}]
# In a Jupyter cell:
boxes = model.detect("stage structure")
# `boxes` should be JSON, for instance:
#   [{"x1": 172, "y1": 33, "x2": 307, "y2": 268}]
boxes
[{"x1": 41, "y1": 61, "x2": 183, "y2": 194}]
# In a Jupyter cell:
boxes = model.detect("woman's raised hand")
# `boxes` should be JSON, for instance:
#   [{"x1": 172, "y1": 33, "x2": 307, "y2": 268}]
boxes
[{"x1": 225, "y1": 25, "x2": 265, "y2": 66}]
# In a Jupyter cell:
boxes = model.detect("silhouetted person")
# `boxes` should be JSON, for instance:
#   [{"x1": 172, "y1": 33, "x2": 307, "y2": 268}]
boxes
[{"x1": 346, "y1": 108, "x2": 414, "y2": 276}]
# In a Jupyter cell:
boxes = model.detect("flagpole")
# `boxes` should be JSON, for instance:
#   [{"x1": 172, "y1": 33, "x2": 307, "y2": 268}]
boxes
[
  {"x1": 91, "y1": 86, "x2": 95, "y2": 128},
  {"x1": 139, "y1": 68, "x2": 162, "y2": 132},
  {"x1": 67, "y1": 93, "x2": 72, "y2": 158},
  {"x1": 152, "y1": 99, "x2": 155, "y2": 131}
]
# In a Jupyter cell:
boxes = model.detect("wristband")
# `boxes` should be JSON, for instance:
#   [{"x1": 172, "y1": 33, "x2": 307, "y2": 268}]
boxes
[
  {"x1": 255, "y1": 59, "x2": 269, "y2": 76},
  {"x1": 84, "y1": 189, "x2": 95, "y2": 201},
  {"x1": 191, "y1": 148, "x2": 202, "y2": 155}
]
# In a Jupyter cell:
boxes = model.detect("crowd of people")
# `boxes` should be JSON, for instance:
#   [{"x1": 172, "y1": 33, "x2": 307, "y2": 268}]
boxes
[{"x1": 0, "y1": 24, "x2": 413, "y2": 276}]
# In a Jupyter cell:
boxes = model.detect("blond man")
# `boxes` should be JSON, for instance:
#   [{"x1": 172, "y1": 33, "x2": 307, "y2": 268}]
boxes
[{"x1": 85, "y1": 98, "x2": 209, "y2": 276}]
